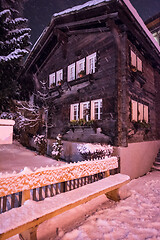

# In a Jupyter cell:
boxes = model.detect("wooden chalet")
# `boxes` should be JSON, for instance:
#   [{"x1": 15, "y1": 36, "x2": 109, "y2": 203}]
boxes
[{"x1": 21, "y1": 0, "x2": 160, "y2": 178}]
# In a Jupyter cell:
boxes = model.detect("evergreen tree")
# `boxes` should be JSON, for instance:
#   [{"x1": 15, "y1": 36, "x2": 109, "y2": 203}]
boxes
[{"x1": 0, "y1": 7, "x2": 31, "y2": 111}]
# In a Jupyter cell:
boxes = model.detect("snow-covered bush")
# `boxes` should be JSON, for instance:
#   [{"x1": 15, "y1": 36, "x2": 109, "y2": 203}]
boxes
[
  {"x1": 34, "y1": 135, "x2": 47, "y2": 155},
  {"x1": 77, "y1": 143, "x2": 113, "y2": 160},
  {"x1": 0, "y1": 112, "x2": 15, "y2": 119},
  {"x1": 52, "y1": 134, "x2": 63, "y2": 161}
]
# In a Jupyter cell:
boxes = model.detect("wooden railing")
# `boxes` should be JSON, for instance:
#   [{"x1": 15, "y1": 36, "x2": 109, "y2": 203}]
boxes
[{"x1": 0, "y1": 157, "x2": 119, "y2": 214}]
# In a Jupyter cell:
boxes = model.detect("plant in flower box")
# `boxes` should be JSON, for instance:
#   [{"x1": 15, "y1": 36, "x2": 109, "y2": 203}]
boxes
[{"x1": 78, "y1": 70, "x2": 85, "y2": 78}]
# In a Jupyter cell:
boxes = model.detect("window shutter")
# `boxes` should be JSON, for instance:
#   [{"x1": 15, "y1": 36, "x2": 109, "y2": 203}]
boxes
[
  {"x1": 91, "y1": 100, "x2": 95, "y2": 120},
  {"x1": 144, "y1": 105, "x2": 148, "y2": 123},
  {"x1": 70, "y1": 105, "x2": 74, "y2": 121},
  {"x1": 137, "y1": 57, "x2": 142, "y2": 72},
  {"x1": 80, "y1": 103, "x2": 83, "y2": 119},
  {"x1": 131, "y1": 50, "x2": 136, "y2": 67},
  {"x1": 131, "y1": 100, "x2": 137, "y2": 121},
  {"x1": 138, "y1": 103, "x2": 143, "y2": 121}
]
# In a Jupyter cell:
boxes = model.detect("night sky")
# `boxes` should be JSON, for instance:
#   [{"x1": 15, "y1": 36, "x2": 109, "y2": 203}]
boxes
[{"x1": 24, "y1": 0, "x2": 160, "y2": 44}]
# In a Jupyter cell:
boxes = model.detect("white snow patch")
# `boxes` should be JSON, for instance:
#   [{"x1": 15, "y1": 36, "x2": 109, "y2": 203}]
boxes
[{"x1": 54, "y1": 0, "x2": 110, "y2": 17}]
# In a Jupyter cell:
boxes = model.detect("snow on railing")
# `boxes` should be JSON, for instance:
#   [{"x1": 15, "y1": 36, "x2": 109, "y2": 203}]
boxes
[
  {"x1": 0, "y1": 157, "x2": 118, "y2": 213},
  {"x1": 0, "y1": 157, "x2": 118, "y2": 197}
]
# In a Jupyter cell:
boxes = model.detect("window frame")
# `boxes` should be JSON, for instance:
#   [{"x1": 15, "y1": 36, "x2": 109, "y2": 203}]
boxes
[
  {"x1": 86, "y1": 52, "x2": 96, "y2": 75},
  {"x1": 70, "y1": 103, "x2": 79, "y2": 121},
  {"x1": 80, "y1": 101, "x2": 90, "y2": 121},
  {"x1": 56, "y1": 69, "x2": 63, "y2": 86},
  {"x1": 68, "y1": 63, "x2": 76, "y2": 82},
  {"x1": 49, "y1": 73, "x2": 56, "y2": 88},
  {"x1": 91, "y1": 99, "x2": 102, "y2": 120},
  {"x1": 76, "y1": 58, "x2": 85, "y2": 78}
]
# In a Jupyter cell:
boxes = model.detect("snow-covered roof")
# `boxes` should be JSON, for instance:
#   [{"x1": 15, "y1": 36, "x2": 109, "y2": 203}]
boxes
[
  {"x1": 53, "y1": 0, "x2": 111, "y2": 17},
  {"x1": 24, "y1": 0, "x2": 159, "y2": 71},
  {"x1": 53, "y1": 0, "x2": 159, "y2": 53}
]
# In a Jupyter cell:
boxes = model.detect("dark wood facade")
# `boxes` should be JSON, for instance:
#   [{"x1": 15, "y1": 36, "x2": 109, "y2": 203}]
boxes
[{"x1": 21, "y1": 0, "x2": 160, "y2": 147}]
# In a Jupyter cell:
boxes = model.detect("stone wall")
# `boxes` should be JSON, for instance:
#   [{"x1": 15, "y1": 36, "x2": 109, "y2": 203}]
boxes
[{"x1": 114, "y1": 140, "x2": 160, "y2": 179}]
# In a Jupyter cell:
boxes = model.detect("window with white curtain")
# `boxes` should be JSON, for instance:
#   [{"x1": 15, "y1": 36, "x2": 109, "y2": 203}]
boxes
[
  {"x1": 86, "y1": 52, "x2": 96, "y2": 74},
  {"x1": 68, "y1": 63, "x2": 76, "y2": 82},
  {"x1": 70, "y1": 103, "x2": 79, "y2": 121},
  {"x1": 49, "y1": 73, "x2": 55, "y2": 88},
  {"x1": 76, "y1": 58, "x2": 85, "y2": 78},
  {"x1": 56, "y1": 69, "x2": 63, "y2": 85},
  {"x1": 80, "y1": 101, "x2": 90, "y2": 121},
  {"x1": 91, "y1": 99, "x2": 102, "y2": 120}
]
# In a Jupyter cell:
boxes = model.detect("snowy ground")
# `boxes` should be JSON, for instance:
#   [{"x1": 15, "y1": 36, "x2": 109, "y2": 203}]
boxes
[
  {"x1": 54, "y1": 171, "x2": 160, "y2": 240},
  {"x1": 8, "y1": 170, "x2": 160, "y2": 240}
]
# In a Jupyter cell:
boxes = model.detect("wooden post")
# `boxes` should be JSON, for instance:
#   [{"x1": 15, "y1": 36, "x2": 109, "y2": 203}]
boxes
[
  {"x1": 11, "y1": 193, "x2": 15, "y2": 208},
  {"x1": 33, "y1": 189, "x2": 36, "y2": 201},
  {"x1": 56, "y1": 183, "x2": 59, "y2": 194},
  {"x1": 105, "y1": 170, "x2": 110, "y2": 178},
  {"x1": 39, "y1": 187, "x2": 43, "y2": 201},
  {"x1": 50, "y1": 184, "x2": 54, "y2": 197},
  {"x1": 22, "y1": 190, "x2": 30, "y2": 205},
  {"x1": 2, "y1": 196, "x2": 7, "y2": 212},
  {"x1": 105, "y1": 188, "x2": 120, "y2": 202},
  {"x1": 45, "y1": 186, "x2": 48, "y2": 198},
  {"x1": 19, "y1": 226, "x2": 38, "y2": 240}
]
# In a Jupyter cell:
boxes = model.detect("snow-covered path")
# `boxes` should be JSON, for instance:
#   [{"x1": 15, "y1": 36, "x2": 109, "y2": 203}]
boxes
[
  {"x1": 56, "y1": 171, "x2": 160, "y2": 240},
  {"x1": 8, "y1": 171, "x2": 160, "y2": 240}
]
